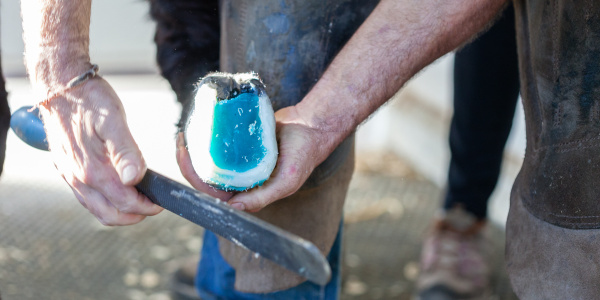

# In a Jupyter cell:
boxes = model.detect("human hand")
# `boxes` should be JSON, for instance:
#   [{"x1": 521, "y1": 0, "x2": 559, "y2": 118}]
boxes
[
  {"x1": 225, "y1": 105, "x2": 338, "y2": 212},
  {"x1": 40, "y1": 78, "x2": 163, "y2": 225},
  {"x1": 175, "y1": 132, "x2": 234, "y2": 202}
]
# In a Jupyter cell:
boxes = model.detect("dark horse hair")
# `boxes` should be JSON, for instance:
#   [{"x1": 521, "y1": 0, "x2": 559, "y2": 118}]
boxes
[{"x1": 149, "y1": 0, "x2": 220, "y2": 129}]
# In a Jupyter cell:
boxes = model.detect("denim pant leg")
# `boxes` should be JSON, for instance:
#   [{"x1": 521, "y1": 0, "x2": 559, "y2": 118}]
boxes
[{"x1": 196, "y1": 223, "x2": 343, "y2": 300}]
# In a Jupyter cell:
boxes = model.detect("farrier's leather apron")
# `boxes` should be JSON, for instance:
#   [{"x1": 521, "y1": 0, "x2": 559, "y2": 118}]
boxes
[
  {"x1": 507, "y1": 0, "x2": 600, "y2": 298},
  {"x1": 217, "y1": 0, "x2": 378, "y2": 293},
  {"x1": 513, "y1": 0, "x2": 600, "y2": 229}
]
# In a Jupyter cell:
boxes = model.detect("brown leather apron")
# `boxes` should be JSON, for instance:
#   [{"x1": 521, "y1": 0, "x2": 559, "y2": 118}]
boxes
[
  {"x1": 513, "y1": 0, "x2": 600, "y2": 230},
  {"x1": 507, "y1": 0, "x2": 600, "y2": 297}
]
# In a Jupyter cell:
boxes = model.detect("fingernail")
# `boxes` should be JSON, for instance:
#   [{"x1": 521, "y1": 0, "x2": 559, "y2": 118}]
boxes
[
  {"x1": 121, "y1": 165, "x2": 137, "y2": 184},
  {"x1": 231, "y1": 202, "x2": 245, "y2": 211}
]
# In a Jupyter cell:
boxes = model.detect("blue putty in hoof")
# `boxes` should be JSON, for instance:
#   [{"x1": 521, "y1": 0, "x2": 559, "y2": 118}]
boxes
[
  {"x1": 185, "y1": 72, "x2": 278, "y2": 191},
  {"x1": 210, "y1": 93, "x2": 265, "y2": 172}
]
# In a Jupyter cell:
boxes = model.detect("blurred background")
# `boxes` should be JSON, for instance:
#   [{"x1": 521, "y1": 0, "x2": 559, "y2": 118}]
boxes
[{"x1": 0, "y1": 1, "x2": 524, "y2": 299}]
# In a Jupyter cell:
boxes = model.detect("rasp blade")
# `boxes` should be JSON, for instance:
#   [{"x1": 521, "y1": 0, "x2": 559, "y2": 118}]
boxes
[{"x1": 137, "y1": 169, "x2": 332, "y2": 285}]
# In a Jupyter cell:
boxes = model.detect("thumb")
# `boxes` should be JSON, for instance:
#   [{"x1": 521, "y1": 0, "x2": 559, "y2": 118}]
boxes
[{"x1": 101, "y1": 120, "x2": 146, "y2": 185}]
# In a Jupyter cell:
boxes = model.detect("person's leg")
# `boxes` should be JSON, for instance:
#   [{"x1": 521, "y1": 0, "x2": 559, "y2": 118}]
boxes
[
  {"x1": 418, "y1": 4, "x2": 519, "y2": 299},
  {"x1": 196, "y1": 223, "x2": 342, "y2": 300},
  {"x1": 443, "y1": 4, "x2": 520, "y2": 219}
]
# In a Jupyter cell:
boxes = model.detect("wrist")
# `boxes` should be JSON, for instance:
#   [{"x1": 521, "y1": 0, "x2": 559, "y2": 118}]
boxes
[
  {"x1": 21, "y1": 0, "x2": 92, "y2": 93},
  {"x1": 36, "y1": 63, "x2": 100, "y2": 109},
  {"x1": 295, "y1": 78, "x2": 359, "y2": 156},
  {"x1": 293, "y1": 111, "x2": 354, "y2": 168},
  {"x1": 29, "y1": 50, "x2": 92, "y2": 92}
]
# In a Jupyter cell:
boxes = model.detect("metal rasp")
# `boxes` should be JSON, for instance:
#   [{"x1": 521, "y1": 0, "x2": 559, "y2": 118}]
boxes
[{"x1": 9, "y1": 106, "x2": 331, "y2": 286}]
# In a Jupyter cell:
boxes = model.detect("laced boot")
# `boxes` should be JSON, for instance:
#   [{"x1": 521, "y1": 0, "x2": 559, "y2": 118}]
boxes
[{"x1": 417, "y1": 208, "x2": 492, "y2": 300}]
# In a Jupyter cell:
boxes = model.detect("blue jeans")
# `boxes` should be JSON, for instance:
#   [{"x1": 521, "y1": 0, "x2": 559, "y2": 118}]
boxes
[{"x1": 195, "y1": 224, "x2": 343, "y2": 300}]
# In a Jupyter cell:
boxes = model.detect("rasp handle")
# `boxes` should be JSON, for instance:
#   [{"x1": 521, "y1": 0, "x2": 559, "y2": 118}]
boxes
[{"x1": 10, "y1": 106, "x2": 49, "y2": 151}]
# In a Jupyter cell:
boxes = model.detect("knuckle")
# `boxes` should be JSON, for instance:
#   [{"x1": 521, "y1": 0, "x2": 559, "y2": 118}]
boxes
[
  {"x1": 80, "y1": 159, "x2": 121, "y2": 185},
  {"x1": 88, "y1": 203, "x2": 117, "y2": 226},
  {"x1": 115, "y1": 149, "x2": 138, "y2": 164},
  {"x1": 114, "y1": 200, "x2": 136, "y2": 214},
  {"x1": 63, "y1": 174, "x2": 80, "y2": 188},
  {"x1": 96, "y1": 214, "x2": 111, "y2": 226},
  {"x1": 285, "y1": 164, "x2": 309, "y2": 184},
  {"x1": 77, "y1": 198, "x2": 88, "y2": 209},
  {"x1": 255, "y1": 192, "x2": 278, "y2": 210},
  {"x1": 111, "y1": 142, "x2": 144, "y2": 166},
  {"x1": 247, "y1": 202, "x2": 264, "y2": 212},
  {"x1": 97, "y1": 214, "x2": 118, "y2": 226},
  {"x1": 276, "y1": 182, "x2": 299, "y2": 199}
]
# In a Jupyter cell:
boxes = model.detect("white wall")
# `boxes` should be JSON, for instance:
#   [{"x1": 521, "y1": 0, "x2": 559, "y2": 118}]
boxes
[{"x1": 2, "y1": 0, "x2": 158, "y2": 76}]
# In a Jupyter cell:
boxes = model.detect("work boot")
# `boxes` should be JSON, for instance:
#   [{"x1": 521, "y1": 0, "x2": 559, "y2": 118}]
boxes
[{"x1": 416, "y1": 208, "x2": 492, "y2": 300}]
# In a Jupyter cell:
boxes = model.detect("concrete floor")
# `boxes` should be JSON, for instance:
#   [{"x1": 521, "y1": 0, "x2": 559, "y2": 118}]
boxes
[{"x1": 0, "y1": 75, "x2": 516, "y2": 299}]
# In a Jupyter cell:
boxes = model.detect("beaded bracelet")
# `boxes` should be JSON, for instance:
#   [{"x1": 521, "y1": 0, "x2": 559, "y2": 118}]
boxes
[{"x1": 36, "y1": 64, "x2": 100, "y2": 108}]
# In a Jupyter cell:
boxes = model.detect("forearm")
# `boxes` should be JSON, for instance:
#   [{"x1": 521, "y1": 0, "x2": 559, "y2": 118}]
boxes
[
  {"x1": 297, "y1": 0, "x2": 508, "y2": 157},
  {"x1": 21, "y1": 0, "x2": 93, "y2": 94},
  {"x1": 19, "y1": 0, "x2": 163, "y2": 225}
]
